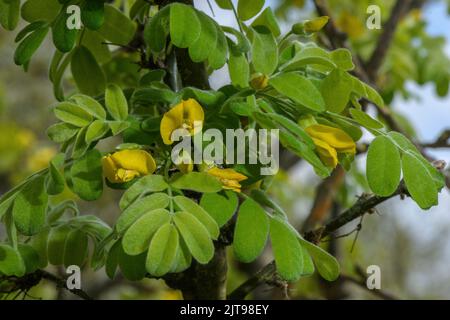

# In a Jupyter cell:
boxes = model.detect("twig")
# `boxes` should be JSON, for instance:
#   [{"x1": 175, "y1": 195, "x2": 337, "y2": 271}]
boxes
[
  {"x1": 365, "y1": 0, "x2": 414, "y2": 80},
  {"x1": 338, "y1": 274, "x2": 398, "y2": 300}
]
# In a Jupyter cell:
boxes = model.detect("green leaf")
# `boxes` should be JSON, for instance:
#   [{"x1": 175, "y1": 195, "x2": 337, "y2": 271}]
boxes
[
  {"x1": 0, "y1": 0, "x2": 20, "y2": 30},
  {"x1": 105, "y1": 84, "x2": 129, "y2": 121},
  {"x1": 29, "y1": 229, "x2": 49, "y2": 268},
  {"x1": 143, "y1": 5, "x2": 170, "y2": 53},
  {"x1": 0, "y1": 244, "x2": 25, "y2": 276},
  {"x1": 298, "y1": 238, "x2": 340, "y2": 281},
  {"x1": 169, "y1": 3, "x2": 201, "y2": 48},
  {"x1": 119, "y1": 175, "x2": 169, "y2": 210},
  {"x1": 47, "y1": 123, "x2": 78, "y2": 143},
  {"x1": 189, "y1": 11, "x2": 218, "y2": 62},
  {"x1": 71, "y1": 46, "x2": 106, "y2": 96},
  {"x1": 173, "y1": 211, "x2": 214, "y2": 264},
  {"x1": 252, "y1": 7, "x2": 280, "y2": 37},
  {"x1": 51, "y1": 8, "x2": 78, "y2": 53},
  {"x1": 108, "y1": 121, "x2": 130, "y2": 136},
  {"x1": 146, "y1": 223, "x2": 179, "y2": 277},
  {"x1": 85, "y1": 120, "x2": 110, "y2": 144},
  {"x1": 238, "y1": 0, "x2": 264, "y2": 21},
  {"x1": 116, "y1": 193, "x2": 170, "y2": 233},
  {"x1": 69, "y1": 149, "x2": 103, "y2": 201},
  {"x1": 47, "y1": 224, "x2": 71, "y2": 265},
  {"x1": 139, "y1": 69, "x2": 167, "y2": 86},
  {"x1": 321, "y1": 69, "x2": 353, "y2": 113},
  {"x1": 105, "y1": 239, "x2": 120, "y2": 279},
  {"x1": 15, "y1": 20, "x2": 48, "y2": 43},
  {"x1": 171, "y1": 237, "x2": 192, "y2": 273},
  {"x1": 300, "y1": 245, "x2": 315, "y2": 276},
  {"x1": 12, "y1": 175, "x2": 48, "y2": 236},
  {"x1": 269, "y1": 72, "x2": 326, "y2": 111},
  {"x1": 81, "y1": 0, "x2": 105, "y2": 30},
  {"x1": 71, "y1": 126, "x2": 90, "y2": 159},
  {"x1": 122, "y1": 208, "x2": 170, "y2": 255},
  {"x1": 14, "y1": 25, "x2": 49, "y2": 66},
  {"x1": 349, "y1": 108, "x2": 384, "y2": 129},
  {"x1": 117, "y1": 240, "x2": 147, "y2": 281},
  {"x1": 173, "y1": 196, "x2": 219, "y2": 240},
  {"x1": 71, "y1": 94, "x2": 107, "y2": 120},
  {"x1": 270, "y1": 216, "x2": 304, "y2": 281},
  {"x1": 402, "y1": 151, "x2": 438, "y2": 209},
  {"x1": 280, "y1": 47, "x2": 336, "y2": 71},
  {"x1": 45, "y1": 155, "x2": 65, "y2": 195},
  {"x1": 215, "y1": 0, "x2": 233, "y2": 9},
  {"x1": 234, "y1": 198, "x2": 269, "y2": 263},
  {"x1": 200, "y1": 191, "x2": 238, "y2": 227},
  {"x1": 63, "y1": 229, "x2": 88, "y2": 267},
  {"x1": 251, "y1": 26, "x2": 278, "y2": 75},
  {"x1": 54, "y1": 102, "x2": 93, "y2": 127},
  {"x1": 388, "y1": 132, "x2": 445, "y2": 190},
  {"x1": 18, "y1": 244, "x2": 41, "y2": 273},
  {"x1": 21, "y1": 0, "x2": 61, "y2": 23},
  {"x1": 170, "y1": 172, "x2": 222, "y2": 193},
  {"x1": 98, "y1": 4, "x2": 136, "y2": 45},
  {"x1": 228, "y1": 47, "x2": 249, "y2": 88},
  {"x1": 330, "y1": 48, "x2": 355, "y2": 71},
  {"x1": 366, "y1": 135, "x2": 401, "y2": 196}
]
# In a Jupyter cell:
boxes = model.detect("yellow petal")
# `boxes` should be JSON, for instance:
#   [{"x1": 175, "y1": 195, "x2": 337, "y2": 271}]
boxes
[
  {"x1": 183, "y1": 99, "x2": 204, "y2": 135},
  {"x1": 160, "y1": 102, "x2": 185, "y2": 145},
  {"x1": 111, "y1": 150, "x2": 156, "y2": 175},
  {"x1": 306, "y1": 124, "x2": 355, "y2": 153},
  {"x1": 207, "y1": 167, "x2": 247, "y2": 182},
  {"x1": 222, "y1": 179, "x2": 242, "y2": 193},
  {"x1": 312, "y1": 137, "x2": 338, "y2": 168},
  {"x1": 102, "y1": 156, "x2": 120, "y2": 183}
]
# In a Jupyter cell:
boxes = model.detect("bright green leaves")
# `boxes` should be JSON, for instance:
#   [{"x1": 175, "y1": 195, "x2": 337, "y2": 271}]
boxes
[
  {"x1": 233, "y1": 198, "x2": 269, "y2": 263},
  {"x1": 146, "y1": 223, "x2": 179, "y2": 277},
  {"x1": 298, "y1": 238, "x2": 340, "y2": 281},
  {"x1": 250, "y1": 26, "x2": 278, "y2": 76},
  {"x1": 105, "y1": 84, "x2": 129, "y2": 121},
  {"x1": 173, "y1": 196, "x2": 219, "y2": 240},
  {"x1": 366, "y1": 132, "x2": 443, "y2": 209},
  {"x1": 228, "y1": 47, "x2": 250, "y2": 88},
  {"x1": 270, "y1": 216, "x2": 304, "y2": 281},
  {"x1": 173, "y1": 211, "x2": 214, "y2": 264},
  {"x1": 349, "y1": 108, "x2": 384, "y2": 129},
  {"x1": 269, "y1": 72, "x2": 326, "y2": 111},
  {"x1": 63, "y1": 229, "x2": 89, "y2": 266},
  {"x1": 54, "y1": 102, "x2": 93, "y2": 127},
  {"x1": 119, "y1": 175, "x2": 168, "y2": 210},
  {"x1": 200, "y1": 191, "x2": 238, "y2": 227},
  {"x1": 0, "y1": 0, "x2": 20, "y2": 30},
  {"x1": 21, "y1": 0, "x2": 61, "y2": 23},
  {"x1": 0, "y1": 245, "x2": 25, "y2": 276},
  {"x1": 68, "y1": 149, "x2": 103, "y2": 201},
  {"x1": 321, "y1": 69, "x2": 353, "y2": 113},
  {"x1": 122, "y1": 209, "x2": 171, "y2": 256},
  {"x1": 402, "y1": 152, "x2": 438, "y2": 209},
  {"x1": 71, "y1": 46, "x2": 106, "y2": 97},
  {"x1": 170, "y1": 3, "x2": 201, "y2": 48},
  {"x1": 14, "y1": 23, "x2": 49, "y2": 66},
  {"x1": 170, "y1": 172, "x2": 222, "y2": 193},
  {"x1": 144, "y1": 6, "x2": 170, "y2": 54},
  {"x1": 366, "y1": 136, "x2": 401, "y2": 197},
  {"x1": 72, "y1": 94, "x2": 107, "y2": 120},
  {"x1": 252, "y1": 7, "x2": 281, "y2": 37},
  {"x1": 237, "y1": 0, "x2": 265, "y2": 21},
  {"x1": 12, "y1": 175, "x2": 48, "y2": 236}
]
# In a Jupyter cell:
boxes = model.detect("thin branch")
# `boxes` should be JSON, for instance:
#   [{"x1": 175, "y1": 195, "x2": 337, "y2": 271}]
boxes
[
  {"x1": 422, "y1": 130, "x2": 450, "y2": 149},
  {"x1": 0, "y1": 270, "x2": 93, "y2": 300},
  {"x1": 365, "y1": 0, "x2": 414, "y2": 80},
  {"x1": 227, "y1": 184, "x2": 407, "y2": 300},
  {"x1": 338, "y1": 274, "x2": 398, "y2": 300}
]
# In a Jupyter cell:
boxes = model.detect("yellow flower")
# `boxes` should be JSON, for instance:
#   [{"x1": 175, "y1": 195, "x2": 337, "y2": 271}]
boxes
[
  {"x1": 304, "y1": 16, "x2": 329, "y2": 33},
  {"x1": 336, "y1": 11, "x2": 364, "y2": 39},
  {"x1": 102, "y1": 149, "x2": 156, "y2": 184},
  {"x1": 207, "y1": 167, "x2": 248, "y2": 193},
  {"x1": 160, "y1": 99, "x2": 205, "y2": 145},
  {"x1": 305, "y1": 124, "x2": 356, "y2": 168}
]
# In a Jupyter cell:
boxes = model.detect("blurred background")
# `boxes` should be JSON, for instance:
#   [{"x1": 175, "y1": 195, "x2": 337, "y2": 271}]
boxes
[{"x1": 1, "y1": 0, "x2": 450, "y2": 299}]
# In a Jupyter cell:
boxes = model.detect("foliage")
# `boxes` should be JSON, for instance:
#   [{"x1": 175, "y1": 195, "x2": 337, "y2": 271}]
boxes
[{"x1": 0, "y1": 0, "x2": 447, "y2": 299}]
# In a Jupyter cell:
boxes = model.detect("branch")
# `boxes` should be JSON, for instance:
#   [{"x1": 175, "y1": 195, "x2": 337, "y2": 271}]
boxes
[
  {"x1": 422, "y1": 130, "x2": 450, "y2": 149},
  {"x1": 227, "y1": 184, "x2": 407, "y2": 300},
  {"x1": 338, "y1": 274, "x2": 398, "y2": 300},
  {"x1": 0, "y1": 270, "x2": 93, "y2": 300},
  {"x1": 365, "y1": 0, "x2": 414, "y2": 79}
]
